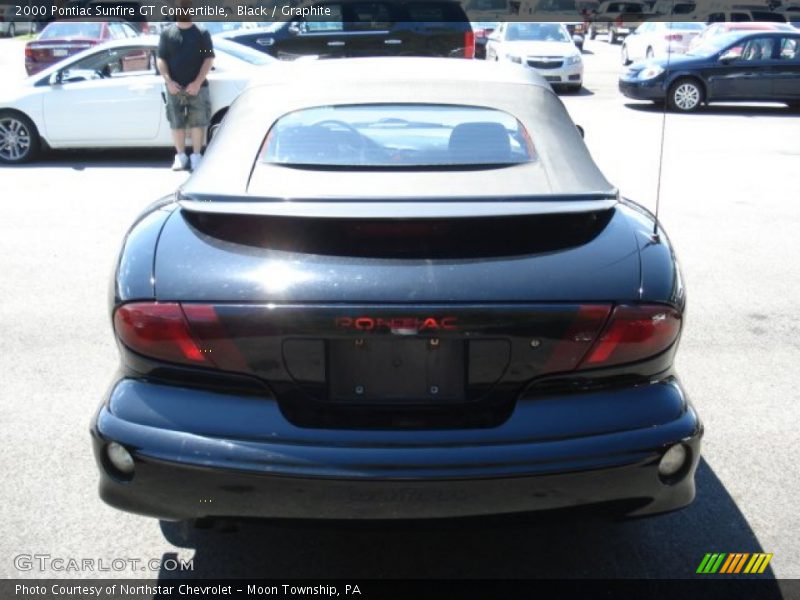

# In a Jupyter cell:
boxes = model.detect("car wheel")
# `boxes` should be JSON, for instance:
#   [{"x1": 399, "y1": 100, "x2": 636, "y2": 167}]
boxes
[
  {"x1": 668, "y1": 78, "x2": 703, "y2": 112},
  {"x1": 207, "y1": 110, "x2": 228, "y2": 144},
  {"x1": 646, "y1": 47, "x2": 654, "y2": 59},
  {"x1": 0, "y1": 111, "x2": 40, "y2": 163},
  {"x1": 621, "y1": 44, "x2": 631, "y2": 65}
]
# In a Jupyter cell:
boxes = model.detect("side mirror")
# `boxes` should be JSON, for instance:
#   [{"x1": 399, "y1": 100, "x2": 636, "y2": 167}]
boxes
[
  {"x1": 288, "y1": 21, "x2": 302, "y2": 35},
  {"x1": 49, "y1": 71, "x2": 62, "y2": 85},
  {"x1": 719, "y1": 50, "x2": 738, "y2": 63}
]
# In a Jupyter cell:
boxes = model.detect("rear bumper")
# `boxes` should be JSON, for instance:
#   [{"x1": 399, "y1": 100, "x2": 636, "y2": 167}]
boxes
[{"x1": 92, "y1": 378, "x2": 702, "y2": 520}]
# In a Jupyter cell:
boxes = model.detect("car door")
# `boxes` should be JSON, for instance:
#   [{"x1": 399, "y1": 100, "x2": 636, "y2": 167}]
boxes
[
  {"x1": 707, "y1": 36, "x2": 777, "y2": 101},
  {"x1": 342, "y1": 1, "x2": 399, "y2": 56},
  {"x1": 42, "y1": 46, "x2": 163, "y2": 144},
  {"x1": 273, "y1": 3, "x2": 347, "y2": 58},
  {"x1": 772, "y1": 36, "x2": 800, "y2": 101}
]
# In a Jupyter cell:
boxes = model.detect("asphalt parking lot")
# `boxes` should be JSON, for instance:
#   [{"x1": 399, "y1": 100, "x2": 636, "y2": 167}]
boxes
[{"x1": 1, "y1": 36, "x2": 799, "y2": 582}]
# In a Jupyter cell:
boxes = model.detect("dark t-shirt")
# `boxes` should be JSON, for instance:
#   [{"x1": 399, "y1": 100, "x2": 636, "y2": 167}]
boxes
[{"x1": 157, "y1": 24, "x2": 214, "y2": 88}]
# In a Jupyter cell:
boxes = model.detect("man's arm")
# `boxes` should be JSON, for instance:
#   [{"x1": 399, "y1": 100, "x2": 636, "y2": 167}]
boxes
[
  {"x1": 184, "y1": 57, "x2": 213, "y2": 96},
  {"x1": 156, "y1": 57, "x2": 181, "y2": 95}
]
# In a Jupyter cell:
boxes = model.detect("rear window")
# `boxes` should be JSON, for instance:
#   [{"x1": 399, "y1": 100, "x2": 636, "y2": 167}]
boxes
[
  {"x1": 261, "y1": 104, "x2": 534, "y2": 167},
  {"x1": 40, "y1": 22, "x2": 103, "y2": 39}
]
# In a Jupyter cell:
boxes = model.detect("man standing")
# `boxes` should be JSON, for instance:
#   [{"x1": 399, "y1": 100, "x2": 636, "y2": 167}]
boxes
[{"x1": 156, "y1": 4, "x2": 214, "y2": 171}]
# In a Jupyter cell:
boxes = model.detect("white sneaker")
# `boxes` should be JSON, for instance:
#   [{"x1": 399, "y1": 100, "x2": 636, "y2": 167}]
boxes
[
  {"x1": 171, "y1": 153, "x2": 188, "y2": 171},
  {"x1": 190, "y1": 153, "x2": 202, "y2": 171}
]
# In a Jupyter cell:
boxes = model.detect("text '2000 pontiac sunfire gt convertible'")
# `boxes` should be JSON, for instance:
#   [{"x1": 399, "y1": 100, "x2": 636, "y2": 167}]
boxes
[{"x1": 92, "y1": 58, "x2": 703, "y2": 521}]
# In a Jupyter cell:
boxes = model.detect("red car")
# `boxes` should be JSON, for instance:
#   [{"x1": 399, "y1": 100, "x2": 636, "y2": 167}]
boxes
[{"x1": 25, "y1": 20, "x2": 139, "y2": 76}]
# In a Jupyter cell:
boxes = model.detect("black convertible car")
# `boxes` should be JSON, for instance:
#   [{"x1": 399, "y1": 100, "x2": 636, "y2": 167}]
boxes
[
  {"x1": 620, "y1": 30, "x2": 800, "y2": 111},
  {"x1": 93, "y1": 58, "x2": 702, "y2": 521}
]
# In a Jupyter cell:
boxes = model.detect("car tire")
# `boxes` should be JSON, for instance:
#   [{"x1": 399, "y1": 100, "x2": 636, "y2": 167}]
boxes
[
  {"x1": 667, "y1": 78, "x2": 704, "y2": 112},
  {"x1": 621, "y1": 44, "x2": 631, "y2": 65},
  {"x1": 0, "y1": 110, "x2": 40, "y2": 163}
]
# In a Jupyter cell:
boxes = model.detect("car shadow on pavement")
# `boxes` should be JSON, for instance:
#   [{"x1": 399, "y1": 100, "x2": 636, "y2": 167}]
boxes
[
  {"x1": 4, "y1": 148, "x2": 176, "y2": 170},
  {"x1": 624, "y1": 102, "x2": 798, "y2": 118},
  {"x1": 559, "y1": 87, "x2": 595, "y2": 97},
  {"x1": 155, "y1": 459, "x2": 780, "y2": 584}
]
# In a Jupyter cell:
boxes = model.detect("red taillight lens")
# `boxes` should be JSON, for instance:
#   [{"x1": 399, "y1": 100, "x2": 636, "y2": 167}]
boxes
[
  {"x1": 114, "y1": 303, "x2": 209, "y2": 366},
  {"x1": 25, "y1": 46, "x2": 34, "y2": 59},
  {"x1": 464, "y1": 30, "x2": 475, "y2": 59},
  {"x1": 544, "y1": 305, "x2": 612, "y2": 373},
  {"x1": 664, "y1": 34, "x2": 683, "y2": 41},
  {"x1": 578, "y1": 305, "x2": 681, "y2": 369}
]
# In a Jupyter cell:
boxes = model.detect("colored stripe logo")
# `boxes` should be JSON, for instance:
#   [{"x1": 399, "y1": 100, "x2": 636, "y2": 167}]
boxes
[{"x1": 696, "y1": 553, "x2": 773, "y2": 574}]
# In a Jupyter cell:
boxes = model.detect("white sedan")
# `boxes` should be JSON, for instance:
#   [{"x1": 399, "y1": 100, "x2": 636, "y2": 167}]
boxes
[
  {"x1": 0, "y1": 36, "x2": 274, "y2": 163},
  {"x1": 620, "y1": 20, "x2": 706, "y2": 65},
  {"x1": 485, "y1": 22, "x2": 584, "y2": 92}
]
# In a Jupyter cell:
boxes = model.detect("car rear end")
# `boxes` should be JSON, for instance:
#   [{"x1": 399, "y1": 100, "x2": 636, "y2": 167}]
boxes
[
  {"x1": 25, "y1": 22, "x2": 105, "y2": 75},
  {"x1": 399, "y1": 1, "x2": 475, "y2": 58},
  {"x1": 92, "y1": 66, "x2": 701, "y2": 521},
  {"x1": 657, "y1": 22, "x2": 705, "y2": 56},
  {"x1": 472, "y1": 22, "x2": 498, "y2": 58}
]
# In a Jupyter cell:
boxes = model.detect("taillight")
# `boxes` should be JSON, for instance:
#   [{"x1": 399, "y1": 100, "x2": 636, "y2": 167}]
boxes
[
  {"x1": 114, "y1": 303, "x2": 209, "y2": 366},
  {"x1": 578, "y1": 305, "x2": 681, "y2": 369},
  {"x1": 664, "y1": 34, "x2": 683, "y2": 41},
  {"x1": 25, "y1": 46, "x2": 34, "y2": 59},
  {"x1": 464, "y1": 30, "x2": 475, "y2": 59},
  {"x1": 544, "y1": 305, "x2": 612, "y2": 373},
  {"x1": 114, "y1": 302, "x2": 250, "y2": 372}
]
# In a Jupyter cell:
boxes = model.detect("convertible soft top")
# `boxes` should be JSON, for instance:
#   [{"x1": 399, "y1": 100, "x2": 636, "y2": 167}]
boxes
[{"x1": 181, "y1": 57, "x2": 617, "y2": 216}]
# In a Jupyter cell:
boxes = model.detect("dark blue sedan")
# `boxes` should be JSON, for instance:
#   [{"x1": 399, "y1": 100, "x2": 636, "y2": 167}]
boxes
[{"x1": 619, "y1": 31, "x2": 800, "y2": 111}]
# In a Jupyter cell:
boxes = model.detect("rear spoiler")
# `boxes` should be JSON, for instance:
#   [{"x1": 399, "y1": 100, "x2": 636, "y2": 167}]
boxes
[{"x1": 177, "y1": 192, "x2": 620, "y2": 220}]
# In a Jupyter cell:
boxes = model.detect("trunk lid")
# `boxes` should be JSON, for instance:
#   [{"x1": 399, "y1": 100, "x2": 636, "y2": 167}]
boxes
[{"x1": 153, "y1": 202, "x2": 639, "y2": 303}]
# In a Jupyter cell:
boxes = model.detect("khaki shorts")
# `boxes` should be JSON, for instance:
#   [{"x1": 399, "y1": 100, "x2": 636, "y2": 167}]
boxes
[{"x1": 165, "y1": 86, "x2": 211, "y2": 130}]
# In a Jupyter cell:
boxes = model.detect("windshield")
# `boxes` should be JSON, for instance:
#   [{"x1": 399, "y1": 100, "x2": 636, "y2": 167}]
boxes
[
  {"x1": 40, "y1": 22, "x2": 103, "y2": 39},
  {"x1": 506, "y1": 22, "x2": 571, "y2": 42},
  {"x1": 261, "y1": 104, "x2": 534, "y2": 168},
  {"x1": 686, "y1": 32, "x2": 743, "y2": 56}
]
